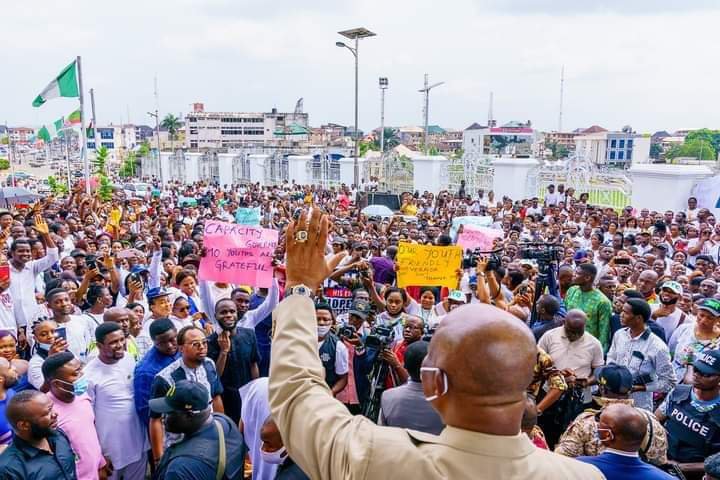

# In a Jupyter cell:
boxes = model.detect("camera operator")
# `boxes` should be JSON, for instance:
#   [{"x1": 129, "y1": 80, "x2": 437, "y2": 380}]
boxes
[
  {"x1": 314, "y1": 301, "x2": 349, "y2": 397},
  {"x1": 336, "y1": 300, "x2": 376, "y2": 414}
]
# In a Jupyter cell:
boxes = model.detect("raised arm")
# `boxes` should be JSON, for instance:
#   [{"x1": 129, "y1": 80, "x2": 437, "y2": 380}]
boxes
[
  {"x1": 31, "y1": 214, "x2": 59, "y2": 275},
  {"x1": 238, "y1": 276, "x2": 280, "y2": 329}
]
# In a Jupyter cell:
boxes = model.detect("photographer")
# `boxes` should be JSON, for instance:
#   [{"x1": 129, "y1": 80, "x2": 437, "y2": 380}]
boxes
[{"x1": 336, "y1": 300, "x2": 377, "y2": 414}]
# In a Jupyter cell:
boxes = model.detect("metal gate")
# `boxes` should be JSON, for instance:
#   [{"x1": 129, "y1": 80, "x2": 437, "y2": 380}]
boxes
[
  {"x1": 167, "y1": 150, "x2": 186, "y2": 183},
  {"x1": 232, "y1": 151, "x2": 251, "y2": 184},
  {"x1": 198, "y1": 152, "x2": 219, "y2": 183},
  {"x1": 380, "y1": 151, "x2": 414, "y2": 193},
  {"x1": 264, "y1": 152, "x2": 288, "y2": 185}
]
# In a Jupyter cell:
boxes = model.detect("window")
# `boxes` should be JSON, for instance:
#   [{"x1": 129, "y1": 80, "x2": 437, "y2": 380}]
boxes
[
  {"x1": 188, "y1": 117, "x2": 196, "y2": 123},
  {"x1": 190, "y1": 141, "x2": 198, "y2": 148},
  {"x1": 87, "y1": 142, "x2": 96, "y2": 149},
  {"x1": 610, "y1": 139, "x2": 617, "y2": 148},
  {"x1": 627, "y1": 139, "x2": 633, "y2": 148},
  {"x1": 101, "y1": 142, "x2": 114, "y2": 148},
  {"x1": 619, "y1": 139, "x2": 625, "y2": 148},
  {"x1": 618, "y1": 151, "x2": 624, "y2": 160},
  {"x1": 609, "y1": 151, "x2": 616, "y2": 160},
  {"x1": 627, "y1": 149, "x2": 632, "y2": 160},
  {"x1": 100, "y1": 130, "x2": 113, "y2": 139},
  {"x1": 189, "y1": 129, "x2": 198, "y2": 135}
]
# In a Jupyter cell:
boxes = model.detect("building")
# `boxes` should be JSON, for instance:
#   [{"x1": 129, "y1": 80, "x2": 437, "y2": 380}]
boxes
[
  {"x1": 574, "y1": 127, "x2": 651, "y2": 167},
  {"x1": 8, "y1": 127, "x2": 35, "y2": 144},
  {"x1": 462, "y1": 122, "x2": 490, "y2": 154},
  {"x1": 184, "y1": 103, "x2": 309, "y2": 149},
  {"x1": 543, "y1": 131, "x2": 578, "y2": 151}
]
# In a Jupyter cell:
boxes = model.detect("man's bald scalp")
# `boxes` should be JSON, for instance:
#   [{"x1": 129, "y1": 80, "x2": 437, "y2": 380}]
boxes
[{"x1": 432, "y1": 304, "x2": 536, "y2": 401}]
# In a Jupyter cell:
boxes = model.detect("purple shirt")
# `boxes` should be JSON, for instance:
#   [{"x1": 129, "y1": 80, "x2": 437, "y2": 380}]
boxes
[
  {"x1": 48, "y1": 392, "x2": 106, "y2": 480},
  {"x1": 370, "y1": 256, "x2": 396, "y2": 285}
]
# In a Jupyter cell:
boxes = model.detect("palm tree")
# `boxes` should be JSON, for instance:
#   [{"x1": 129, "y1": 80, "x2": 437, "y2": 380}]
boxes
[
  {"x1": 372, "y1": 127, "x2": 400, "y2": 152},
  {"x1": 161, "y1": 114, "x2": 181, "y2": 152}
]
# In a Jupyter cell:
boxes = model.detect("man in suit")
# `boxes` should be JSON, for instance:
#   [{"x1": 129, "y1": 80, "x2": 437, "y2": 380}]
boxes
[
  {"x1": 268, "y1": 208, "x2": 603, "y2": 480},
  {"x1": 578, "y1": 403, "x2": 674, "y2": 479}
]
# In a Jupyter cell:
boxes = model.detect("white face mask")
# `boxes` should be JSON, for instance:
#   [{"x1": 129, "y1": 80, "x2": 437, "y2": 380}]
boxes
[
  {"x1": 261, "y1": 446, "x2": 287, "y2": 465},
  {"x1": 317, "y1": 325, "x2": 331, "y2": 338},
  {"x1": 420, "y1": 367, "x2": 448, "y2": 402}
]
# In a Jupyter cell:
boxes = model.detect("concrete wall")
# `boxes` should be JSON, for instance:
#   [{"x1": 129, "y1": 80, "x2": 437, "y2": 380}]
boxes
[
  {"x1": 491, "y1": 157, "x2": 539, "y2": 201},
  {"x1": 629, "y1": 163, "x2": 713, "y2": 211}
]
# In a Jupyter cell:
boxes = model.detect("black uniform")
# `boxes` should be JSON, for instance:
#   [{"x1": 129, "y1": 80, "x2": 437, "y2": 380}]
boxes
[{"x1": 664, "y1": 385, "x2": 720, "y2": 462}]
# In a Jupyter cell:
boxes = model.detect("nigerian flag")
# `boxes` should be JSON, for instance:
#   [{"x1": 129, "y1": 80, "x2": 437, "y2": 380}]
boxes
[
  {"x1": 67, "y1": 109, "x2": 81, "y2": 125},
  {"x1": 37, "y1": 126, "x2": 52, "y2": 143},
  {"x1": 32, "y1": 60, "x2": 79, "y2": 107}
]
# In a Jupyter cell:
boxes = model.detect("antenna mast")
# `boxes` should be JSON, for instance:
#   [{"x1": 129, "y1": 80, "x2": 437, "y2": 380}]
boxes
[{"x1": 558, "y1": 66, "x2": 565, "y2": 132}]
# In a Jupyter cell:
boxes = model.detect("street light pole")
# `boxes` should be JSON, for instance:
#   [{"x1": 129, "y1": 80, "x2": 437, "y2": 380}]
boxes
[
  {"x1": 147, "y1": 111, "x2": 162, "y2": 184},
  {"x1": 418, "y1": 73, "x2": 445, "y2": 155},
  {"x1": 379, "y1": 77, "x2": 388, "y2": 153},
  {"x1": 337, "y1": 27, "x2": 376, "y2": 187}
]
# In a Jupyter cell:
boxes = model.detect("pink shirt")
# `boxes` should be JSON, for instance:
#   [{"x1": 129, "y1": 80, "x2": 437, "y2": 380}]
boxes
[{"x1": 48, "y1": 392, "x2": 106, "y2": 480}]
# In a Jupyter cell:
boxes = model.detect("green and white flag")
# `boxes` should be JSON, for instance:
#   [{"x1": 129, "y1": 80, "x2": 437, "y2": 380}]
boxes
[
  {"x1": 32, "y1": 60, "x2": 79, "y2": 107},
  {"x1": 37, "y1": 121, "x2": 63, "y2": 143},
  {"x1": 37, "y1": 126, "x2": 52, "y2": 143}
]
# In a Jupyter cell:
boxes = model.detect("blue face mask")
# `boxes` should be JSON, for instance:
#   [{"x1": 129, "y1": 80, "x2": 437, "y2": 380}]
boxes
[
  {"x1": 55, "y1": 376, "x2": 89, "y2": 396},
  {"x1": 37, "y1": 342, "x2": 51, "y2": 351}
]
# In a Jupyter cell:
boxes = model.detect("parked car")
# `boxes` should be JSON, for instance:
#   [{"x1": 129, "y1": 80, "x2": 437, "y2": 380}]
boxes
[{"x1": 123, "y1": 182, "x2": 151, "y2": 199}]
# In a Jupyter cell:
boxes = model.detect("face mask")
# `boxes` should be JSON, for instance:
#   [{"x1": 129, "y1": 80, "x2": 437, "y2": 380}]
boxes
[
  {"x1": 420, "y1": 367, "x2": 448, "y2": 402},
  {"x1": 317, "y1": 326, "x2": 331, "y2": 337},
  {"x1": 260, "y1": 446, "x2": 287, "y2": 465},
  {"x1": 55, "y1": 375, "x2": 89, "y2": 396},
  {"x1": 37, "y1": 342, "x2": 51, "y2": 351}
]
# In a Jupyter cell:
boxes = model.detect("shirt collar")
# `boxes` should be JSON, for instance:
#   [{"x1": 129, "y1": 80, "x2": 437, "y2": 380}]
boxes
[
  {"x1": 406, "y1": 426, "x2": 535, "y2": 458},
  {"x1": 603, "y1": 447, "x2": 639, "y2": 458},
  {"x1": 12, "y1": 431, "x2": 61, "y2": 459}
]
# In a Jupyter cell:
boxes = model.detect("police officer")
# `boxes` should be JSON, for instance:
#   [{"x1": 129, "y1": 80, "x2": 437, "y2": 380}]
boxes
[
  {"x1": 149, "y1": 380, "x2": 246, "y2": 480},
  {"x1": 315, "y1": 300, "x2": 349, "y2": 396},
  {"x1": 656, "y1": 349, "x2": 720, "y2": 463}
]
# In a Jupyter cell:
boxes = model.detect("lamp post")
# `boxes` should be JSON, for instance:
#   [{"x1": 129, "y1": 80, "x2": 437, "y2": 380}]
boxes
[
  {"x1": 379, "y1": 77, "x2": 388, "y2": 153},
  {"x1": 147, "y1": 110, "x2": 163, "y2": 184},
  {"x1": 418, "y1": 73, "x2": 444, "y2": 155},
  {"x1": 336, "y1": 27, "x2": 376, "y2": 187}
]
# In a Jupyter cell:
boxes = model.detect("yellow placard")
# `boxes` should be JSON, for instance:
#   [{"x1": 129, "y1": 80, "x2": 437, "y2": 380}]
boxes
[{"x1": 396, "y1": 242, "x2": 463, "y2": 288}]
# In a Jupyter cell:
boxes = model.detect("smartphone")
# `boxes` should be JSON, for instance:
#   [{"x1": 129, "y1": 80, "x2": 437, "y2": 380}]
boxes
[
  {"x1": 614, "y1": 258, "x2": 630, "y2": 265},
  {"x1": 0, "y1": 264, "x2": 9, "y2": 282},
  {"x1": 56, "y1": 326, "x2": 67, "y2": 341},
  {"x1": 86, "y1": 260, "x2": 97, "y2": 271}
]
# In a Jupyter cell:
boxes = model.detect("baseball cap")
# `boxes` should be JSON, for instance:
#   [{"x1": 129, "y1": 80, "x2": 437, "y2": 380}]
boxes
[
  {"x1": 147, "y1": 287, "x2": 171, "y2": 302},
  {"x1": 332, "y1": 237, "x2": 346, "y2": 245},
  {"x1": 573, "y1": 250, "x2": 589, "y2": 262},
  {"x1": 149, "y1": 380, "x2": 211, "y2": 414},
  {"x1": 697, "y1": 298, "x2": 720, "y2": 317},
  {"x1": 661, "y1": 281, "x2": 683, "y2": 295},
  {"x1": 447, "y1": 290, "x2": 466, "y2": 304},
  {"x1": 693, "y1": 349, "x2": 720, "y2": 376},
  {"x1": 349, "y1": 300, "x2": 371, "y2": 320},
  {"x1": 130, "y1": 265, "x2": 149, "y2": 275},
  {"x1": 596, "y1": 365, "x2": 633, "y2": 395},
  {"x1": 70, "y1": 249, "x2": 87, "y2": 258}
]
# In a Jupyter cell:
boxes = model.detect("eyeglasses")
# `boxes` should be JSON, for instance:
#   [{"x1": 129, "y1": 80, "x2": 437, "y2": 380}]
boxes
[
  {"x1": 186, "y1": 340, "x2": 208, "y2": 349},
  {"x1": 176, "y1": 306, "x2": 190, "y2": 312}
]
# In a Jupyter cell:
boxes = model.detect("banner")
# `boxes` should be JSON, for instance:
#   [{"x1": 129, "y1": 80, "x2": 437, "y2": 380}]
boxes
[
  {"x1": 450, "y1": 215, "x2": 493, "y2": 239},
  {"x1": 235, "y1": 207, "x2": 261, "y2": 225},
  {"x1": 396, "y1": 242, "x2": 462, "y2": 288},
  {"x1": 457, "y1": 225, "x2": 504, "y2": 252},
  {"x1": 323, "y1": 286, "x2": 354, "y2": 314},
  {"x1": 199, "y1": 220, "x2": 278, "y2": 287}
]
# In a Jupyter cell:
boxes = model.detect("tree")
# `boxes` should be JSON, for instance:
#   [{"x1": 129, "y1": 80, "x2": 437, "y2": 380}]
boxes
[
  {"x1": 649, "y1": 143, "x2": 662, "y2": 160},
  {"x1": 0, "y1": 136, "x2": 8, "y2": 145},
  {"x1": 97, "y1": 175, "x2": 113, "y2": 201},
  {"x1": 47, "y1": 176, "x2": 68, "y2": 195},
  {"x1": 372, "y1": 128, "x2": 400, "y2": 152},
  {"x1": 0, "y1": 159, "x2": 9, "y2": 170},
  {"x1": 138, "y1": 140, "x2": 151, "y2": 159},
  {"x1": 359, "y1": 140, "x2": 378, "y2": 157},
  {"x1": 685, "y1": 129, "x2": 720, "y2": 153},
  {"x1": 666, "y1": 139, "x2": 716, "y2": 161},
  {"x1": 546, "y1": 141, "x2": 569, "y2": 160},
  {"x1": 161, "y1": 114, "x2": 181, "y2": 152},
  {"x1": 119, "y1": 151, "x2": 136, "y2": 178},
  {"x1": 93, "y1": 145, "x2": 109, "y2": 175}
]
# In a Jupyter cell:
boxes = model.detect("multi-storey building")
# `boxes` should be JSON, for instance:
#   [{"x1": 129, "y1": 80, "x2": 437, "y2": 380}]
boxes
[
  {"x1": 574, "y1": 128, "x2": 651, "y2": 167},
  {"x1": 184, "y1": 103, "x2": 309, "y2": 149}
]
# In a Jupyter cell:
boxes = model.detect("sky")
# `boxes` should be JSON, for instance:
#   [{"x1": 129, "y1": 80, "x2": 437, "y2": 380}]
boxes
[{"x1": 3, "y1": 0, "x2": 720, "y2": 134}]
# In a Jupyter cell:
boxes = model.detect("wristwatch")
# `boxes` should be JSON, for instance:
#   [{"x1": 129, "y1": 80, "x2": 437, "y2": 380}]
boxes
[{"x1": 286, "y1": 284, "x2": 314, "y2": 299}]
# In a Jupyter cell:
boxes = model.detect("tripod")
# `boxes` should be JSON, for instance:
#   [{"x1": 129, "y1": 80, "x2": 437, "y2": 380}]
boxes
[
  {"x1": 362, "y1": 352, "x2": 392, "y2": 423},
  {"x1": 528, "y1": 262, "x2": 557, "y2": 325}
]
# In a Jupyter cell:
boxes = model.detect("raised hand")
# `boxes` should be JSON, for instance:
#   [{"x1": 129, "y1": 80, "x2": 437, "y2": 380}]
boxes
[{"x1": 34, "y1": 214, "x2": 49, "y2": 236}]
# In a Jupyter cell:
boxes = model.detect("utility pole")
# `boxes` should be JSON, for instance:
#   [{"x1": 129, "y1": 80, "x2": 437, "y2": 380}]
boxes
[
  {"x1": 77, "y1": 56, "x2": 90, "y2": 194},
  {"x1": 487, "y1": 91, "x2": 494, "y2": 128},
  {"x1": 558, "y1": 65, "x2": 565, "y2": 132},
  {"x1": 4, "y1": 122, "x2": 16, "y2": 187},
  {"x1": 418, "y1": 74, "x2": 444, "y2": 155},
  {"x1": 379, "y1": 77, "x2": 388, "y2": 153}
]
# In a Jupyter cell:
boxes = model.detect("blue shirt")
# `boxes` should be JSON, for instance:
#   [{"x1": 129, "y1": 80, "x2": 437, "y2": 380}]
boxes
[
  {"x1": 133, "y1": 346, "x2": 180, "y2": 428},
  {"x1": 0, "y1": 389, "x2": 15, "y2": 446},
  {"x1": 578, "y1": 451, "x2": 674, "y2": 480},
  {"x1": 0, "y1": 429, "x2": 77, "y2": 480}
]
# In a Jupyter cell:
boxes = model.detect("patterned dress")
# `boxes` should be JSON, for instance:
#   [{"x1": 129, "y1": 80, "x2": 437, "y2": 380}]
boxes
[{"x1": 565, "y1": 286, "x2": 613, "y2": 351}]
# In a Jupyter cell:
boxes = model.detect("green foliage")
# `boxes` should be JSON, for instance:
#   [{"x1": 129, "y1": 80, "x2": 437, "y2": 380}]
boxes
[
  {"x1": 97, "y1": 175, "x2": 113, "y2": 201},
  {"x1": 119, "y1": 152, "x2": 136, "y2": 178},
  {"x1": 649, "y1": 143, "x2": 662, "y2": 159},
  {"x1": 428, "y1": 145, "x2": 440, "y2": 156},
  {"x1": 161, "y1": 114, "x2": 181, "y2": 151},
  {"x1": 685, "y1": 129, "x2": 720, "y2": 153},
  {"x1": 372, "y1": 128, "x2": 400, "y2": 152},
  {"x1": 138, "y1": 141, "x2": 151, "y2": 158},
  {"x1": 0, "y1": 159, "x2": 8, "y2": 170},
  {"x1": 666, "y1": 139, "x2": 716, "y2": 161},
  {"x1": 0, "y1": 136, "x2": 8, "y2": 145},
  {"x1": 546, "y1": 141, "x2": 569, "y2": 160},
  {"x1": 93, "y1": 145, "x2": 109, "y2": 175},
  {"x1": 359, "y1": 140, "x2": 378, "y2": 157},
  {"x1": 47, "y1": 176, "x2": 68, "y2": 195}
]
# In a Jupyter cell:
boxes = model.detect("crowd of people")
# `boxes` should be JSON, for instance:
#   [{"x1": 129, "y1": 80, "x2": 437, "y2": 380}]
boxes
[{"x1": 0, "y1": 178, "x2": 718, "y2": 479}]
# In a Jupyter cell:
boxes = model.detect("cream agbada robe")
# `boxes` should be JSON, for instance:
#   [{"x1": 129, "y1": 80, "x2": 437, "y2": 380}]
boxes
[{"x1": 269, "y1": 295, "x2": 604, "y2": 480}]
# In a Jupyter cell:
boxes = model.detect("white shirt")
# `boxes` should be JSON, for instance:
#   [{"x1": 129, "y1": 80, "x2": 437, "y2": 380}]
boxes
[
  {"x1": 0, "y1": 291, "x2": 15, "y2": 331},
  {"x1": 650, "y1": 305, "x2": 685, "y2": 340},
  {"x1": 318, "y1": 338, "x2": 349, "y2": 376},
  {"x1": 10, "y1": 247, "x2": 59, "y2": 327},
  {"x1": 57, "y1": 314, "x2": 94, "y2": 363},
  {"x1": 85, "y1": 354, "x2": 148, "y2": 470},
  {"x1": 545, "y1": 192, "x2": 560, "y2": 206}
]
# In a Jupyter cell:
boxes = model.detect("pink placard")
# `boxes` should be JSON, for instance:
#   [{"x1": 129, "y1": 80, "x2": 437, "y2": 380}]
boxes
[
  {"x1": 198, "y1": 220, "x2": 278, "y2": 287},
  {"x1": 457, "y1": 225, "x2": 503, "y2": 252}
]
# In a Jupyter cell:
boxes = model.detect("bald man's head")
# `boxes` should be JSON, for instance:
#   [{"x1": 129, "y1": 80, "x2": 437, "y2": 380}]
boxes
[
  {"x1": 427, "y1": 303, "x2": 536, "y2": 405},
  {"x1": 600, "y1": 403, "x2": 647, "y2": 452},
  {"x1": 564, "y1": 309, "x2": 587, "y2": 342}
]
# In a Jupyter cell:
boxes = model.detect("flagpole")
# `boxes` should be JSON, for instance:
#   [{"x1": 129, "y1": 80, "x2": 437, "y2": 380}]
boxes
[
  {"x1": 76, "y1": 56, "x2": 90, "y2": 195},
  {"x1": 64, "y1": 130, "x2": 71, "y2": 192},
  {"x1": 89, "y1": 88, "x2": 97, "y2": 153},
  {"x1": 4, "y1": 122, "x2": 16, "y2": 187}
]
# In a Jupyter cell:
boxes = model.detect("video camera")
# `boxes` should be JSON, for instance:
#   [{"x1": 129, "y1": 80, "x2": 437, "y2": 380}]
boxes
[
  {"x1": 462, "y1": 248, "x2": 503, "y2": 271},
  {"x1": 364, "y1": 324, "x2": 395, "y2": 351},
  {"x1": 337, "y1": 324, "x2": 356, "y2": 339},
  {"x1": 519, "y1": 241, "x2": 563, "y2": 273}
]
